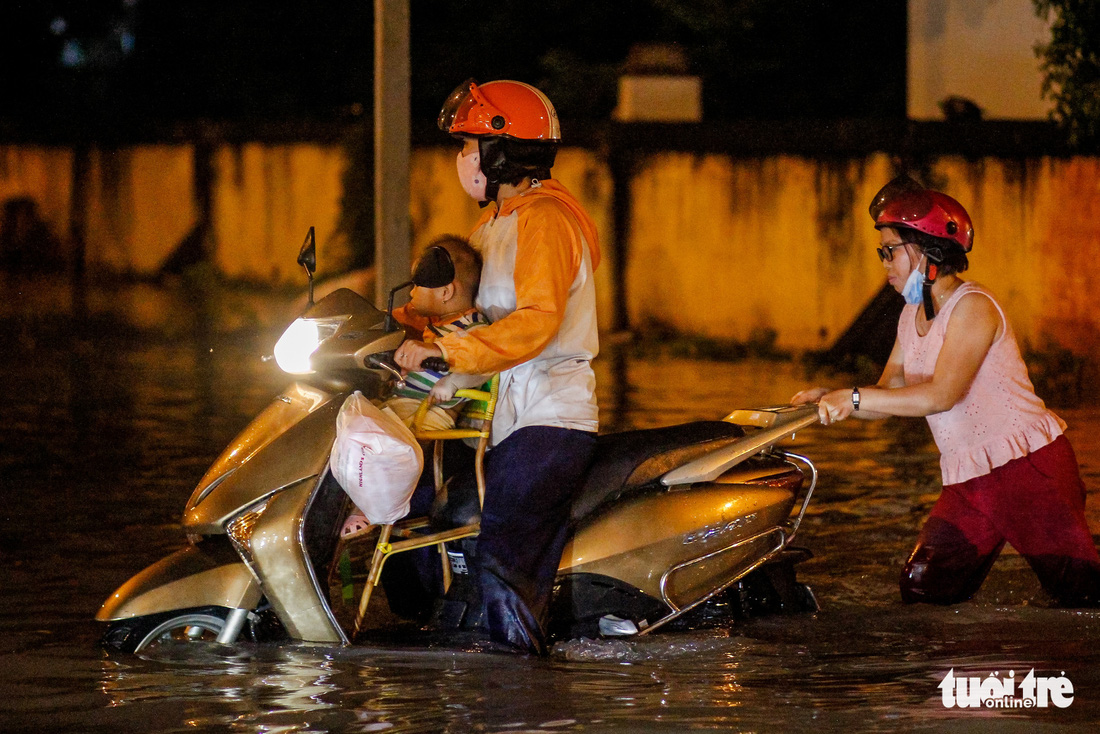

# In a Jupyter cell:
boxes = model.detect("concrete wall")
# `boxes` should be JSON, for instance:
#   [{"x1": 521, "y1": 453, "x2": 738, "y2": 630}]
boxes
[
  {"x1": 0, "y1": 145, "x2": 74, "y2": 243},
  {"x1": 3, "y1": 140, "x2": 1099, "y2": 359},
  {"x1": 627, "y1": 153, "x2": 893, "y2": 350},
  {"x1": 949, "y1": 156, "x2": 1100, "y2": 356},
  {"x1": 84, "y1": 145, "x2": 198, "y2": 274},
  {"x1": 625, "y1": 152, "x2": 1100, "y2": 358},
  {"x1": 212, "y1": 143, "x2": 350, "y2": 282}
]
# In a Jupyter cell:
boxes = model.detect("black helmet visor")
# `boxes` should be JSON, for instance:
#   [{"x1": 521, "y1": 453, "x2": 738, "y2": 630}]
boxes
[
  {"x1": 411, "y1": 246, "x2": 455, "y2": 289},
  {"x1": 868, "y1": 175, "x2": 925, "y2": 221}
]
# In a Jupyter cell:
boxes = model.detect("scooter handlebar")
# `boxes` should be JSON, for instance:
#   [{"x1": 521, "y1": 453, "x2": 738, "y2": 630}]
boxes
[
  {"x1": 419, "y1": 356, "x2": 449, "y2": 374},
  {"x1": 367, "y1": 352, "x2": 404, "y2": 384},
  {"x1": 367, "y1": 352, "x2": 450, "y2": 381}
]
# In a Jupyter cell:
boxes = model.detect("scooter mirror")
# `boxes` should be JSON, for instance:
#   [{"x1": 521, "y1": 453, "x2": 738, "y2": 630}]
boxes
[
  {"x1": 297, "y1": 227, "x2": 317, "y2": 274},
  {"x1": 383, "y1": 280, "x2": 414, "y2": 332},
  {"x1": 297, "y1": 227, "x2": 317, "y2": 306}
]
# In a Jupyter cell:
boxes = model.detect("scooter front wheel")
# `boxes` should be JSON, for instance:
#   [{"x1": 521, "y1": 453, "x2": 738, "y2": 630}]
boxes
[{"x1": 102, "y1": 606, "x2": 234, "y2": 653}]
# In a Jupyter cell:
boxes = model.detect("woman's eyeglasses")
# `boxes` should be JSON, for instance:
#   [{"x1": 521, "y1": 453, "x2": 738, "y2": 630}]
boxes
[{"x1": 876, "y1": 243, "x2": 908, "y2": 262}]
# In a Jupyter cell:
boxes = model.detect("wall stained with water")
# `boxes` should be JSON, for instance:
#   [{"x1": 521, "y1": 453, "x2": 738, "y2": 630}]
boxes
[
  {"x1": 0, "y1": 145, "x2": 74, "y2": 245},
  {"x1": 83, "y1": 146, "x2": 197, "y2": 274},
  {"x1": 212, "y1": 143, "x2": 350, "y2": 283},
  {"x1": 626, "y1": 153, "x2": 896, "y2": 351},
  {"x1": 1, "y1": 142, "x2": 1098, "y2": 359}
]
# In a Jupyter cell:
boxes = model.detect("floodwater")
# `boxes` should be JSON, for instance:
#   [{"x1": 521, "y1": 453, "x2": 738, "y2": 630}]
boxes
[{"x1": 3, "y1": 275, "x2": 1100, "y2": 732}]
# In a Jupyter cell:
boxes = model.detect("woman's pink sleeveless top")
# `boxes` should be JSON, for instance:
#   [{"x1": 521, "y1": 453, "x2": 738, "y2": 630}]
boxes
[{"x1": 898, "y1": 282, "x2": 1065, "y2": 485}]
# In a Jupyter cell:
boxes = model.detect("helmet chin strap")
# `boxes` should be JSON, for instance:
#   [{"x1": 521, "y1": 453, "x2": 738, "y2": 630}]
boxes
[
  {"x1": 481, "y1": 181, "x2": 499, "y2": 207},
  {"x1": 922, "y1": 260, "x2": 940, "y2": 320}
]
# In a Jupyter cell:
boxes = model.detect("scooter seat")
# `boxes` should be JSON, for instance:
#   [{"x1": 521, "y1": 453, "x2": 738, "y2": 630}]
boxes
[
  {"x1": 431, "y1": 421, "x2": 744, "y2": 530},
  {"x1": 569, "y1": 421, "x2": 744, "y2": 524}
]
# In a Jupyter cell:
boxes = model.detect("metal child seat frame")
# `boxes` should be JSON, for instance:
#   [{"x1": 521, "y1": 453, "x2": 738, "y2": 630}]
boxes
[{"x1": 352, "y1": 376, "x2": 499, "y2": 635}]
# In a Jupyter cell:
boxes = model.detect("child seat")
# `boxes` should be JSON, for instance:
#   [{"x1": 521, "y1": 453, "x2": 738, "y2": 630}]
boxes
[{"x1": 351, "y1": 375, "x2": 499, "y2": 636}]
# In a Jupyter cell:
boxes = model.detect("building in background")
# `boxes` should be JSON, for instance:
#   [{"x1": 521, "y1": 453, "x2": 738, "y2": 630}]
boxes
[
  {"x1": 613, "y1": 44, "x2": 702, "y2": 123},
  {"x1": 909, "y1": 0, "x2": 1052, "y2": 120}
]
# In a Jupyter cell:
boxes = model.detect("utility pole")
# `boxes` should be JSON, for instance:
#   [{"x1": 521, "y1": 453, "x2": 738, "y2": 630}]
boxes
[{"x1": 374, "y1": 0, "x2": 411, "y2": 308}]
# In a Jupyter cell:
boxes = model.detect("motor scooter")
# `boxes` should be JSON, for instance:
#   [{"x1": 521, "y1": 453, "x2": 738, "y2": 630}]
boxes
[{"x1": 97, "y1": 230, "x2": 821, "y2": 653}]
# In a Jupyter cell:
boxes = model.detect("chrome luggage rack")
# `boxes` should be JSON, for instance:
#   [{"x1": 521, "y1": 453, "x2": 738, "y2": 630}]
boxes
[{"x1": 636, "y1": 405, "x2": 820, "y2": 636}]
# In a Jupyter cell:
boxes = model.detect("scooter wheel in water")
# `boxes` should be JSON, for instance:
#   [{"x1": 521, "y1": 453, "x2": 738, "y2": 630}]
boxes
[{"x1": 101, "y1": 606, "x2": 233, "y2": 653}]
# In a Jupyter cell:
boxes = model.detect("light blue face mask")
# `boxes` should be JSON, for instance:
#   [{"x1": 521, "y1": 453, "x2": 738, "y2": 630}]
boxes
[{"x1": 902, "y1": 255, "x2": 926, "y2": 305}]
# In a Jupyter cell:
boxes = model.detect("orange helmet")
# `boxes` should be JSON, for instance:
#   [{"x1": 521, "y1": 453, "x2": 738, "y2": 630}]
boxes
[{"x1": 438, "y1": 79, "x2": 561, "y2": 141}]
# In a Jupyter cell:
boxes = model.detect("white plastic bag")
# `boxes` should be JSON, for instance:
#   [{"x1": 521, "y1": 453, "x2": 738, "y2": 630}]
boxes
[{"x1": 329, "y1": 391, "x2": 424, "y2": 524}]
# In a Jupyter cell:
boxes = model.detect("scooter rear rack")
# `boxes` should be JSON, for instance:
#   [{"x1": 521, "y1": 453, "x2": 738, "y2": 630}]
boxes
[{"x1": 640, "y1": 450, "x2": 817, "y2": 636}]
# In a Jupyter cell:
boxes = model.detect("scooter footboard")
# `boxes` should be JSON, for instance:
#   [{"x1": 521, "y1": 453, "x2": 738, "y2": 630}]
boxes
[{"x1": 96, "y1": 539, "x2": 261, "y2": 621}]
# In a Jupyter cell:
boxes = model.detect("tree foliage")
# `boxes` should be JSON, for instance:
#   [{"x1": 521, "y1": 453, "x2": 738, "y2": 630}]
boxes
[{"x1": 1034, "y1": 0, "x2": 1100, "y2": 148}]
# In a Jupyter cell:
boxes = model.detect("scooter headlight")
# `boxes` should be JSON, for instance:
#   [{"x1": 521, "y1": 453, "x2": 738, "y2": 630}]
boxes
[{"x1": 273, "y1": 317, "x2": 344, "y2": 374}]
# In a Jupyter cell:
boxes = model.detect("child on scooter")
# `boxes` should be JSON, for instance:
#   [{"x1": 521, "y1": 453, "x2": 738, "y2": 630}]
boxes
[
  {"x1": 341, "y1": 235, "x2": 491, "y2": 538},
  {"x1": 383, "y1": 234, "x2": 492, "y2": 431}
]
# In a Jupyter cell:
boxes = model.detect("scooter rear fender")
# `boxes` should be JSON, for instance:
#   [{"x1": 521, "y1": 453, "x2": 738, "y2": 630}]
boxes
[
  {"x1": 96, "y1": 539, "x2": 261, "y2": 621},
  {"x1": 558, "y1": 451, "x2": 810, "y2": 612},
  {"x1": 560, "y1": 481, "x2": 795, "y2": 603}
]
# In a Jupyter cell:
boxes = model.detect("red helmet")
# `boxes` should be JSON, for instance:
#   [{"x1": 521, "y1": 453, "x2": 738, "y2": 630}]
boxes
[
  {"x1": 438, "y1": 79, "x2": 561, "y2": 141},
  {"x1": 875, "y1": 189, "x2": 974, "y2": 251}
]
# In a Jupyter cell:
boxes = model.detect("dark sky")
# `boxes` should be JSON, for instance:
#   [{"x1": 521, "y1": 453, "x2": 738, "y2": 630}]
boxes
[{"x1": 0, "y1": 0, "x2": 907, "y2": 132}]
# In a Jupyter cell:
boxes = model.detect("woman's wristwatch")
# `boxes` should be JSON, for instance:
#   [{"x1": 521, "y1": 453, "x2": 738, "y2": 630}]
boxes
[{"x1": 851, "y1": 387, "x2": 861, "y2": 411}]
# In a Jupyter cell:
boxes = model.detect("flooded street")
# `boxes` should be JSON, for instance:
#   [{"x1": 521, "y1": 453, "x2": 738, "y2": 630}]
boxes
[{"x1": 3, "y1": 277, "x2": 1100, "y2": 732}]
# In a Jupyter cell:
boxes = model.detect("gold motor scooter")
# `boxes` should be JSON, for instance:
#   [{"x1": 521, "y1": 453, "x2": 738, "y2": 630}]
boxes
[{"x1": 97, "y1": 230, "x2": 820, "y2": 652}]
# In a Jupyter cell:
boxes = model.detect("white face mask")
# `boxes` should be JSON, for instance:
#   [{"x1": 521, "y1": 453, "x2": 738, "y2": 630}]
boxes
[
  {"x1": 902, "y1": 254, "x2": 926, "y2": 305},
  {"x1": 456, "y1": 150, "x2": 487, "y2": 202}
]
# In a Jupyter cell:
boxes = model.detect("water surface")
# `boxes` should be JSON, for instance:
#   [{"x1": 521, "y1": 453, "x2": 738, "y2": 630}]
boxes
[{"x1": 3, "y1": 277, "x2": 1100, "y2": 732}]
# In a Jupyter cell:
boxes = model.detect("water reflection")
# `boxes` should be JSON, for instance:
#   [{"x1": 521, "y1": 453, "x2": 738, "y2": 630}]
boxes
[{"x1": 3, "y1": 278, "x2": 1100, "y2": 732}]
